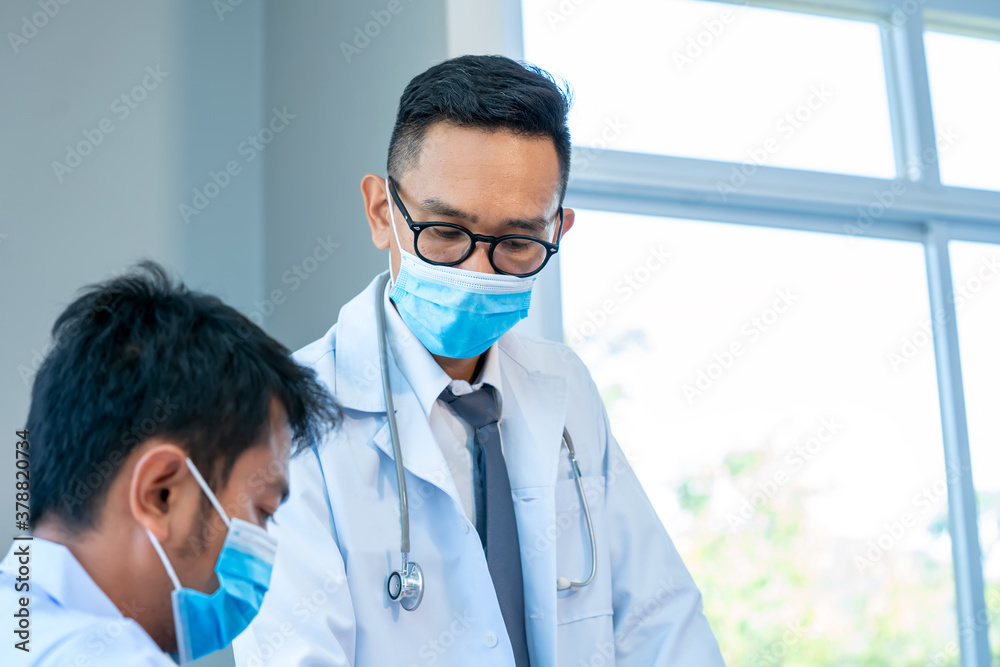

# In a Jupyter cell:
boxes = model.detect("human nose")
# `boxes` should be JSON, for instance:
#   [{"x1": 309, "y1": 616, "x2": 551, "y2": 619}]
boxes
[{"x1": 457, "y1": 240, "x2": 496, "y2": 274}]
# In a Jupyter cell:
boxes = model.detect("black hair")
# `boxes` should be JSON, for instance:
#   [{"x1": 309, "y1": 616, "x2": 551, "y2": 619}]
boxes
[
  {"x1": 26, "y1": 261, "x2": 340, "y2": 531},
  {"x1": 387, "y1": 54, "x2": 572, "y2": 202}
]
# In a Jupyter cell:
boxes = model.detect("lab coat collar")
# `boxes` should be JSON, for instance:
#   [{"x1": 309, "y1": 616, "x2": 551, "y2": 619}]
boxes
[
  {"x1": 333, "y1": 272, "x2": 411, "y2": 414},
  {"x1": 1, "y1": 538, "x2": 123, "y2": 620}
]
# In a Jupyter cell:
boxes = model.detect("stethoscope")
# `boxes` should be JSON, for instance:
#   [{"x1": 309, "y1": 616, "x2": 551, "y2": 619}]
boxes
[{"x1": 375, "y1": 273, "x2": 598, "y2": 612}]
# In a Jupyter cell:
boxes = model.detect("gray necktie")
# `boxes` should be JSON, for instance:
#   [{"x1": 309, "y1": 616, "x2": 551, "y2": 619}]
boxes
[{"x1": 441, "y1": 385, "x2": 530, "y2": 667}]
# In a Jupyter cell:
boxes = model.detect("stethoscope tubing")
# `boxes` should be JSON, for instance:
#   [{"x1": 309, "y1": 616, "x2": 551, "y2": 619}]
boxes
[{"x1": 375, "y1": 272, "x2": 411, "y2": 555}]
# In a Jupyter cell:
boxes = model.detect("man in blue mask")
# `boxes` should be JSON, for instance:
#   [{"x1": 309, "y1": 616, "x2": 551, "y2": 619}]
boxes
[
  {"x1": 236, "y1": 55, "x2": 725, "y2": 666},
  {"x1": 0, "y1": 263, "x2": 339, "y2": 666}
]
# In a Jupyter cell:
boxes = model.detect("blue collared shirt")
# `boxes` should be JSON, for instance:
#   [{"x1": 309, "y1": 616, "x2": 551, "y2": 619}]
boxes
[{"x1": 0, "y1": 537, "x2": 174, "y2": 666}]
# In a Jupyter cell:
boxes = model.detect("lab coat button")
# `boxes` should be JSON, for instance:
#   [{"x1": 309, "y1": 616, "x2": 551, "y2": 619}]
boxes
[
  {"x1": 484, "y1": 631, "x2": 498, "y2": 648},
  {"x1": 460, "y1": 519, "x2": 470, "y2": 534}
]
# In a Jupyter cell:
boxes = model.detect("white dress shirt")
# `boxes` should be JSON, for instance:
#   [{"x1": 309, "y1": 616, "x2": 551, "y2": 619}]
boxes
[
  {"x1": 383, "y1": 283, "x2": 503, "y2": 525},
  {"x1": 0, "y1": 537, "x2": 174, "y2": 666}
]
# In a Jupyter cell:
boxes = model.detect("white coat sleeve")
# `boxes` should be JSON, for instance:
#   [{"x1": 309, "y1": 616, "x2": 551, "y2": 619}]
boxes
[
  {"x1": 233, "y1": 446, "x2": 357, "y2": 667},
  {"x1": 600, "y1": 404, "x2": 727, "y2": 666}
]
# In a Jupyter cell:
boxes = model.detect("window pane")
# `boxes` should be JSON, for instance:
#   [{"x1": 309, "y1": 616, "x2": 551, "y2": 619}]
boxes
[
  {"x1": 924, "y1": 31, "x2": 1000, "y2": 191},
  {"x1": 950, "y1": 240, "x2": 1000, "y2": 662},
  {"x1": 522, "y1": 0, "x2": 895, "y2": 177},
  {"x1": 560, "y1": 211, "x2": 956, "y2": 664}
]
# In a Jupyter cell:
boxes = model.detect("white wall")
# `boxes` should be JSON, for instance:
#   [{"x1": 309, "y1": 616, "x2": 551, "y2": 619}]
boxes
[
  {"x1": 0, "y1": 1, "x2": 463, "y2": 665},
  {"x1": 262, "y1": 0, "x2": 449, "y2": 350}
]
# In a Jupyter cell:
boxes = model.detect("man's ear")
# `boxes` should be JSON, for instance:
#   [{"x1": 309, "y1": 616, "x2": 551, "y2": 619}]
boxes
[
  {"x1": 361, "y1": 173, "x2": 393, "y2": 251},
  {"x1": 129, "y1": 444, "x2": 197, "y2": 544},
  {"x1": 560, "y1": 207, "x2": 575, "y2": 239}
]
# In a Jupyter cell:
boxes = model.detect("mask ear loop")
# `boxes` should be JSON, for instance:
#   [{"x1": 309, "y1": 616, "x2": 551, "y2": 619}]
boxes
[
  {"x1": 146, "y1": 527, "x2": 183, "y2": 592},
  {"x1": 385, "y1": 178, "x2": 403, "y2": 247},
  {"x1": 184, "y1": 458, "x2": 231, "y2": 528},
  {"x1": 385, "y1": 177, "x2": 407, "y2": 287}
]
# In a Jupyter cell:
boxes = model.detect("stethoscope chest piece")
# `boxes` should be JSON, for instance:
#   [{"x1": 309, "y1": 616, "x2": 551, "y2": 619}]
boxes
[{"x1": 387, "y1": 559, "x2": 424, "y2": 611}]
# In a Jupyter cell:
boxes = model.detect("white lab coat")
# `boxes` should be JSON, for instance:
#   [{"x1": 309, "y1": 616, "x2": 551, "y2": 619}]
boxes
[{"x1": 234, "y1": 272, "x2": 725, "y2": 667}]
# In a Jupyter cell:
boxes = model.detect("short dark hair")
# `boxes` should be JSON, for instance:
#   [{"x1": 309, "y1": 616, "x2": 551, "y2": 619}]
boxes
[
  {"x1": 387, "y1": 54, "x2": 572, "y2": 202},
  {"x1": 27, "y1": 261, "x2": 340, "y2": 531}
]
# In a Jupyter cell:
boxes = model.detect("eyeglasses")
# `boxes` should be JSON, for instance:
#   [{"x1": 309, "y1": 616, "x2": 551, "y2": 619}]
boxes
[{"x1": 387, "y1": 177, "x2": 564, "y2": 278}]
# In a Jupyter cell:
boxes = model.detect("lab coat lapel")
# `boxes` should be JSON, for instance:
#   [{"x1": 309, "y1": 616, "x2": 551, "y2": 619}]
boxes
[
  {"x1": 336, "y1": 273, "x2": 462, "y2": 506},
  {"x1": 370, "y1": 390, "x2": 463, "y2": 508},
  {"x1": 498, "y1": 333, "x2": 567, "y2": 667}
]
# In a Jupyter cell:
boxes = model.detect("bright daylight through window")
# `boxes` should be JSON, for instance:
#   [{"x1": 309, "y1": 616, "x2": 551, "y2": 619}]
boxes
[{"x1": 522, "y1": 0, "x2": 1000, "y2": 664}]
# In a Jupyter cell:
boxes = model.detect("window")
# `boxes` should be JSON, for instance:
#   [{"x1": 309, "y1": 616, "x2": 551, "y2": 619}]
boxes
[
  {"x1": 924, "y1": 32, "x2": 1000, "y2": 191},
  {"x1": 520, "y1": 0, "x2": 1000, "y2": 664},
  {"x1": 561, "y1": 210, "x2": 956, "y2": 663},
  {"x1": 523, "y1": 0, "x2": 895, "y2": 177},
  {"x1": 951, "y1": 241, "x2": 1000, "y2": 655}
]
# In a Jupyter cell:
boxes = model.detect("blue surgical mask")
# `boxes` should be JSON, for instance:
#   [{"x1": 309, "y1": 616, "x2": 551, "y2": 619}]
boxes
[
  {"x1": 385, "y1": 178, "x2": 536, "y2": 359},
  {"x1": 145, "y1": 458, "x2": 277, "y2": 665}
]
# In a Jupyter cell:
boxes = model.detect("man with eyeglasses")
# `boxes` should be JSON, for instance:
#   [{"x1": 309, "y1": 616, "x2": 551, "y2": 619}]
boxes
[{"x1": 235, "y1": 55, "x2": 725, "y2": 667}]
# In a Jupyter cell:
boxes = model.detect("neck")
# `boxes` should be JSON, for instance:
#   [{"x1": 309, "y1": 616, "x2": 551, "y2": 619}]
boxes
[
  {"x1": 34, "y1": 519, "x2": 174, "y2": 650},
  {"x1": 432, "y1": 352, "x2": 482, "y2": 382}
]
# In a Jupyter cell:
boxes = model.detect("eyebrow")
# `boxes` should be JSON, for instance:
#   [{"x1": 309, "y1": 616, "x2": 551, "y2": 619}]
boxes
[{"x1": 420, "y1": 197, "x2": 552, "y2": 234}]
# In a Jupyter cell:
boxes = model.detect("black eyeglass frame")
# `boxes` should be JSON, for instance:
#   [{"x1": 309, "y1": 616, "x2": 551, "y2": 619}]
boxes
[{"x1": 387, "y1": 177, "x2": 564, "y2": 278}]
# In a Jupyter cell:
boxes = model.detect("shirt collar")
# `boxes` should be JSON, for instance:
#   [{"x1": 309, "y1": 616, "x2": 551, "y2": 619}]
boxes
[
  {"x1": 382, "y1": 279, "x2": 504, "y2": 417},
  {"x1": 445, "y1": 337, "x2": 504, "y2": 415},
  {"x1": 2, "y1": 537, "x2": 123, "y2": 619}
]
